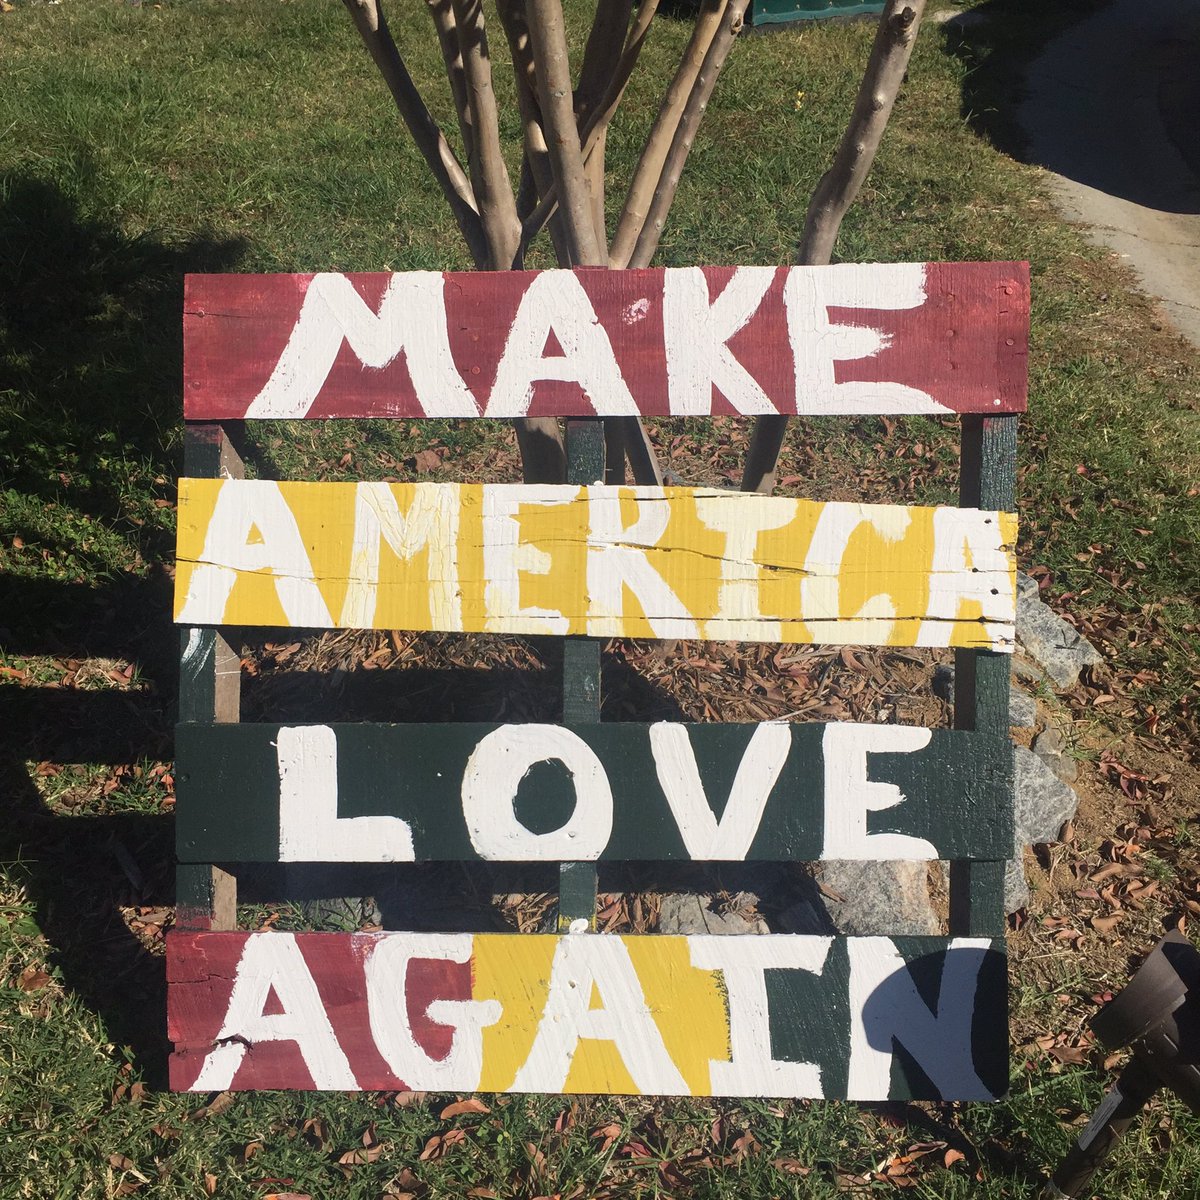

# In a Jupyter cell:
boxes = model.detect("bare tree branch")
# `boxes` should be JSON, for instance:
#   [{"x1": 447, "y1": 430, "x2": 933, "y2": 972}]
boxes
[
  {"x1": 741, "y1": 0, "x2": 927, "y2": 495},
  {"x1": 496, "y1": 0, "x2": 572, "y2": 262},
  {"x1": 525, "y1": 0, "x2": 603, "y2": 266},
  {"x1": 342, "y1": 0, "x2": 488, "y2": 267},
  {"x1": 619, "y1": 416, "x2": 664, "y2": 485},
  {"x1": 514, "y1": 415, "x2": 568, "y2": 483},
  {"x1": 425, "y1": 0, "x2": 474, "y2": 164},
  {"x1": 576, "y1": 0, "x2": 632, "y2": 125},
  {"x1": 575, "y1": 0, "x2": 631, "y2": 253},
  {"x1": 609, "y1": 0, "x2": 726, "y2": 269},
  {"x1": 452, "y1": 0, "x2": 522, "y2": 269},
  {"x1": 626, "y1": 0, "x2": 750, "y2": 270},
  {"x1": 520, "y1": 0, "x2": 661, "y2": 250}
]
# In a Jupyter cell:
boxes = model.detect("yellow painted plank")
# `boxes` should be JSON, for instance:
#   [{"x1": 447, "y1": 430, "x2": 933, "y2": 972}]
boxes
[{"x1": 174, "y1": 480, "x2": 1017, "y2": 650}]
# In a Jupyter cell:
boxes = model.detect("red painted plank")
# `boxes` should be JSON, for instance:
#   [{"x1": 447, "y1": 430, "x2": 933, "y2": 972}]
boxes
[
  {"x1": 167, "y1": 931, "x2": 1007, "y2": 1099},
  {"x1": 184, "y1": 263, "x2": 1029, "y2": 420}
]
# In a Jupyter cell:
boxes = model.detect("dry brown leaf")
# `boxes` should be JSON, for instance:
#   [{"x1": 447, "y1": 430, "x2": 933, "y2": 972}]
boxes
[
  {"x1": 944, "y1": 1148, "x2": 967, "y2": 1169},
  {"x1": 1049, "y1": 1044, "x2": 1090, "y2": 1065},
  {"x1": 203, "y1": 1174, "x2": 218, "y2": 1196},
  {"x1": 191, "y1": 1091, "x2": 233, "y2": 1121},
  {"x1": 17, "y1": 966, "x2": 52, "y2": 992},
  {"x1": 439, "y1": 1098, "x2": 490, "y2": 1119},
  {"x1": 413, "y1": 449, "x2": 442, "y2": 473},
  {"x1": 1090, "y1": 914, "x2": 1123, "y2": 935},
  {"x1": 337, "y1": 1145, "x2": 383, "y2": 1166},
  {"x1": 773, "y1": 1157, "x2": 811, "y2": 1175}
]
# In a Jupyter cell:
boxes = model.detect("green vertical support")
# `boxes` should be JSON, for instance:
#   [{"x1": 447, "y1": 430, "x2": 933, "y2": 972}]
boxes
[
  {"x1": 175, "y1": 422, "x2": 243, "y2": 931},
  {"x1": 558, "y1": 419, "x2": 605, "y2": 930},
  {"x1": 950, "y1": 414, "x2": 1018, "y2": 937}
]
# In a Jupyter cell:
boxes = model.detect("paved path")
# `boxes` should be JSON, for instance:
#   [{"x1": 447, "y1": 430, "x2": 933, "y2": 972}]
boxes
[{"x1": 1018, "y1": 0, "x2": 1200, "y2": 348}]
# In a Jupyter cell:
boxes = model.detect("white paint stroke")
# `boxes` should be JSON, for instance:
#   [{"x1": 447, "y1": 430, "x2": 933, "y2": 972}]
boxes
[
  {"x1": 822, "y1": 724, "x2": 937, "y2": 860},
  {"x1": 461, "y1": 725, "x2": 613, "y2": 860},
  {"x1": 191, "y1": 933, "x2": 358, "y2": 1091},
  {"x1": 246, "y1": 273, "x2": 478, "y2": 419},
  {"x1": 276, "y1": 725, "x2": 414, "y2": 863},
  {"x1": 650, "y1": 723, "x2": 791, "y2": 860}
]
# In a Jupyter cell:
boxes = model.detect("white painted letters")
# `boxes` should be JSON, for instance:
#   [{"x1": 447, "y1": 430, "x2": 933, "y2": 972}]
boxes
[
  {"x1": 690, "y1": 935, "x2": 831, "y2": 1096},
  {"x1": 512, "y1": 936, "x2": 689, "y2": 1093},
  {"x1": 822, "y1": 725, "x2": 937, "y2": 860},
  {"x1": 246, "y1": 272, "x2": 477, "y2": 419},
  {"x1": 847, "y1": 937, "x2": 996, "y2": 1100},
  {"x1": 461, "y1": 725, "x2": 613, "y2": 860},
  {"x1": 176, "y1": 479, "x2": 332, "y2": 626},
  {"x1": 191, "y1": 933, "x2": 358, "y2": 1090},
  {"x1": 365, "y1": 934, "x2": 501, "y2": 1090},
  {"x1": 650, "y1": 723, "x2": 791, "y2": 859},
  {"x1": 276, "y1": 725, "x2": 415, "y2": 863}
]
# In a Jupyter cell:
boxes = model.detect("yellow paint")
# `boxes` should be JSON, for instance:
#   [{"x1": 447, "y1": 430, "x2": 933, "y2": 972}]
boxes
[
  {"x1": 472, "y1": 934, "x2": 556, "y2": 1093},
  {"x1": 470, "y1": 935, "x2": 729, "y2": 1095},
  {"x1": 174, "y1": 480, "x2": 1017, "y2": 650}
]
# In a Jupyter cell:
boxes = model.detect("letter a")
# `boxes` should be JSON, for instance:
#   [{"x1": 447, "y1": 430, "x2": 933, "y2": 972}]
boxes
[{"x1": 177, "y1": 480, "x2": 332, "y2": 626}]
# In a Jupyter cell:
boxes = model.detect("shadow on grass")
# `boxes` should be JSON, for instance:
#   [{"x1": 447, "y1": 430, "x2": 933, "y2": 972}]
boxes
[
  {"x1": 0, "y1": 175, "x2": 247, "y2": 1085},
  {"x1": 946, "y1": 0, "x2": 1200, "y2": 214}
]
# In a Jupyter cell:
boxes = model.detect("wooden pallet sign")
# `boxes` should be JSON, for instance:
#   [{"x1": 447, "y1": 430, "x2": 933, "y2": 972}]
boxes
[
  {"x1": 184, "y1": 262, "x2": 1029, "y2": 420},
  {"x1": 174, "y1": 481, "x2": 1017, "y2": 649},
  {"x1": 175, "y1": 721, "x2": 1013, "y2": 863},
  {"x1": 167, "y1": 932, "x2": 1007, "y2": 1099},
  {"x1": 171, "y1": 261, "x2": 1025, "y2": 1102}
]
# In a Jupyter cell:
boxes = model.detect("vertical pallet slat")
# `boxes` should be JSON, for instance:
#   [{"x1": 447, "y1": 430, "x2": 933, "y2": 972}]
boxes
[
  {"x1": 558, "y1": 418, "x2": 605, "y2": 930},
  {"x1": 175, "y1": 422, "x2": 243, "y2": 932},
  {"x1": 950, "y1": 414, "x2": 1018, "y2": 937}
]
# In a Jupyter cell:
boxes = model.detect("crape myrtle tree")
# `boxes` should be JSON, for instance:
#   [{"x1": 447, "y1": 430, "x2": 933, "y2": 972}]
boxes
[{"x1": 340, "y1": 0, "x2": 928, "y2": 491}]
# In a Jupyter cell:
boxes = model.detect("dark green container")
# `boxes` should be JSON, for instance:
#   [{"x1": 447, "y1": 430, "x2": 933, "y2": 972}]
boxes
[{"x1": 747, "y1": 0, "x2": 887, "y2": 26}]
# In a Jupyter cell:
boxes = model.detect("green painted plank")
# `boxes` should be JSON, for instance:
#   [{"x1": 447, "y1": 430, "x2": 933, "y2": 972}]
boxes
[
  {"x1": 560, "y1": 418, "x2": 605, "y2": 929},
  {"x1": 175, "y1": 721, "x2": 1013, "y2": 864},
  {"x1": 952, "y1": 414, "x2": 1018, "y2": 935}
]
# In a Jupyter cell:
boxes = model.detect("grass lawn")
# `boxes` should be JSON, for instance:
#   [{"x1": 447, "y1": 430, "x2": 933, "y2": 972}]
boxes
[{"x1": 2, "y1": 0, "x2": 1199, "y2": 1195}]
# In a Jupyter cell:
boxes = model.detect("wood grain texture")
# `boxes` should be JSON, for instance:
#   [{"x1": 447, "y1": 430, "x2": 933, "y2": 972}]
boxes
[
  {"x1": 167, "y1": 930, "x2": 1007, "y2": 1099},
  {"x1": 183, "y1": 263, "x2": 1029, "y2": 420},
  {"x1": 173, "y1": 480, "x2": 1018, "y2": 649},
  {"x1": 174, "y1": 721, "x2": 1013, "y2": 864},
  {"x1": 951, "y1": 413, "x2": 1019, "y2": 936},
  {"x1": 174, "y1": 423, "x2": 242, "y2": 931}
]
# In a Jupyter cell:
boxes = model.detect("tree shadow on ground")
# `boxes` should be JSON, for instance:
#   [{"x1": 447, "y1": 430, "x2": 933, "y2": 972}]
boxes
[
  {"x1": 0, "y1": 176, "x2": 246, "y2": 1085},
  {"x1": 944, "y1": 0, "x2": 1200, "y2": 215}
]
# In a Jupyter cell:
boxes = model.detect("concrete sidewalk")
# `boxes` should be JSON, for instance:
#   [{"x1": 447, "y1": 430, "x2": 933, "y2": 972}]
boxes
[{"x1": 1018, "y1": 0, "x2": 1200, "y2": 347}]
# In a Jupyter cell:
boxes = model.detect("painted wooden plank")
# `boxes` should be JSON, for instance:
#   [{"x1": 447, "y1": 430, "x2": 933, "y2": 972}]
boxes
[
  {"x1": 173, "y1": 481, "x2": 1018, "y2": 650},
  {"x1": 167, "y1": 930, "x2": 1007, "y2": 1099},
  {"x1": 951, "y1": 413, "x2": 1019, "y2": 938},
  {"x1": 174, "y1": 422, "x2": 242, "y2": 932},
  {"x1": 183, "y1": 262, "x2": 1029, "y2": 420},
  {"x1": 175, "y1": 721, "x2": 1013, "y2": 865},
  {"x1": 559, "y1": 418, "x2": 604, "y2": 931}
]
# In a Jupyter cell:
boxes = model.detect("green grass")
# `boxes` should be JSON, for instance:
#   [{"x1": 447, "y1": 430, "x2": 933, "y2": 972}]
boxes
[{"x1": 2, "y1": 0, "x2": 1200, "y2": 1195}]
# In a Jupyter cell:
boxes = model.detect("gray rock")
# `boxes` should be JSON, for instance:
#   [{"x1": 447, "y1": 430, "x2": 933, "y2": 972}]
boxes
[
  {"x1": 657, "y1": 893, "x2": 768, "y2": 935},
  {"x1": 1015, "y1": 745, "x2": 1079, "y2": 846},
  {"x1": 1010, "y1": 687, "x2": 1037, "y2": 728},
  {"x1": 1005, "y1": 858, "x2": 1031, "y2": 914},
  {"x1": 1033, "y1": 726, "x2": 1080, "y2": 784},
  {"x1": 1017, "y1": 573, "x2": 1102, "y2": 689},
  {"x1": 815, "y1": 861, "x2": 939, "y2": 936}
]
